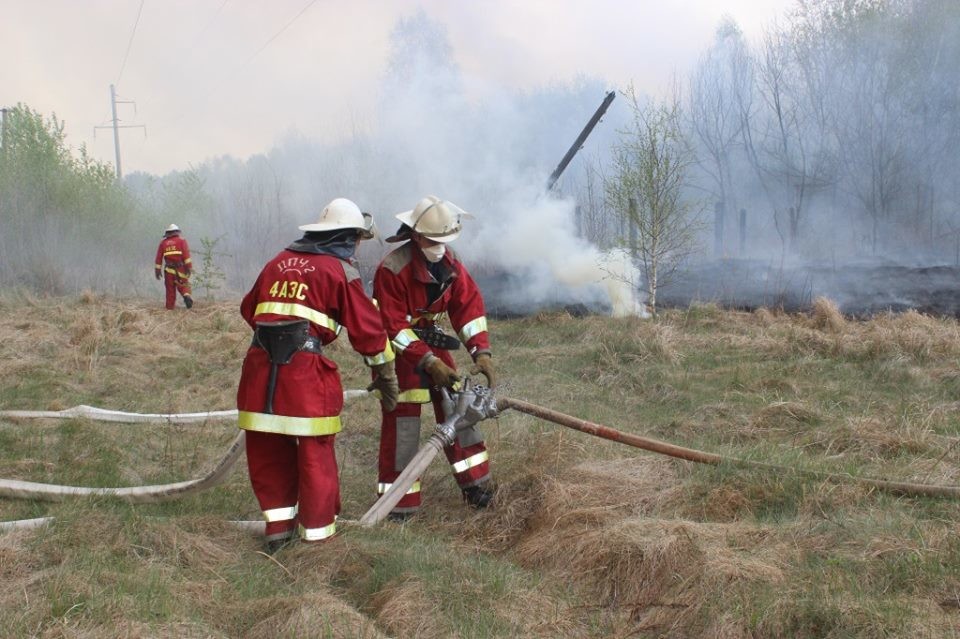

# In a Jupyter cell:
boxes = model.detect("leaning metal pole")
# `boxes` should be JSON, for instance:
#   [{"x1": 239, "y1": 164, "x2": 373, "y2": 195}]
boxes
[{"x1": 545, "y1": 90, "x2": 616, "y2": 191}]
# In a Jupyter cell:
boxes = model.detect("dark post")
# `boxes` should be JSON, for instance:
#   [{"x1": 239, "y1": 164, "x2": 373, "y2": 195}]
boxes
[
  {"x1": 714, "y1": 201, "x2": 725, "y2": 257},
  {"x1": 739, "y1": 208, "x2": 747, "y2": 254},
  {"x1": 628, "y1": 197, "x2": 638, "y2": 259}
]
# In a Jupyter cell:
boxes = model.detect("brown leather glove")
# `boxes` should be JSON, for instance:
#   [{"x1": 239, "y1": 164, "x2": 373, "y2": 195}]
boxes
[
  {"x1": 469, "y1": 353, "x2": 496, "y2": 387},
  {"x1": 367, "y1": 362, "x2": 399, "y2": 412},
  {"x1": 423, "y1": 355, "x2": 461, "y2": 390}
]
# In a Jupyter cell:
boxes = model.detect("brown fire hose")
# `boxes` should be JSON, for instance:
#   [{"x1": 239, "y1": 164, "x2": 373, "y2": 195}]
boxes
[{"x1": 497, "y1": 397, "x2": 960, "y2": 499}]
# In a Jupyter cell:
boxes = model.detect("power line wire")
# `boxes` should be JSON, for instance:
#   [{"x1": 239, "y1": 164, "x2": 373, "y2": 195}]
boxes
[
  {"x1": 154, "y1": 1, "x2": 320, "y2": 132},
  {"x1": 116, "y1": 0, "x2": 146, "y2": 87},
  {"x1": 243, "y1": 0, "x2": 319, "y2": 66},
  {"x1": 187, "y1": 0, "x2": 230, "y2": 50}
]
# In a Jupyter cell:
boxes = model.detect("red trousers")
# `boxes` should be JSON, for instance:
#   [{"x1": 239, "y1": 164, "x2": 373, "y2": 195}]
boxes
[
  {"x1": 378, "y1": 391, "x2": 491, "y2": 513},
  {"x1": 245, "y1": 430, "x2": 341, "y2": 542},
  {"x1": 163, "y1": 271, "x2": 192, "y2": 310}
]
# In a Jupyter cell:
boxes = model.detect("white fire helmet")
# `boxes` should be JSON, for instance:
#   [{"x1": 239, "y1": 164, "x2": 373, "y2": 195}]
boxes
[
  {"x1": 395, "y1": 195, "x2": 473, "y2": 243},
  {"x1": 299, "y1": 198, "x2": 375, "y2": 239},
  {"x1": 164, "y1": 223, "x2": 181, "y2": 235}
]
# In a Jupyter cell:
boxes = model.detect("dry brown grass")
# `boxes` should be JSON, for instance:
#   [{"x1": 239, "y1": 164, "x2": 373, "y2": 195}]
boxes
[
  {"x1": 811, "y1": 296, "x2": 846, "y2": 333},
  {"x1": 458, "y1": 457, "x2": 791, "y2": 635},
  {"x1": 367, "y1": 577, "x2": 443, "y2": 638},
  {"x1": 7, "y1": 295, "x2": 960, "y2": 637},
  {"x1": 753, "y1": 306, "x2": 777, "y2": 326},
  {"x1": 750, "y1": 401, "x2": 821, "y2": 431},
  {"x1": 243, "y1": 593, "x2": 388, "y2": 639}
]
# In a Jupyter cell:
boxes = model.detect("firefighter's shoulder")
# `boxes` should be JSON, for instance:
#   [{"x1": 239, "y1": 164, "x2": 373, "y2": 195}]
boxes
[{"x1": 380, "y1": 244, "x2": 412, "y2": 275}]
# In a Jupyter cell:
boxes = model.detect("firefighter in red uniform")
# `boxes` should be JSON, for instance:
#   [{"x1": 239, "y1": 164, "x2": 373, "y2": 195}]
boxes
[
  {"x1": 373, "y1": 195, "x2": 497, "y2": 520},
  {"x1": 154, "y1": 224, "x2": 194, "y2": 310},
  {"x1": 236, "y1": 198, "x2": 399, "y2": 549}
]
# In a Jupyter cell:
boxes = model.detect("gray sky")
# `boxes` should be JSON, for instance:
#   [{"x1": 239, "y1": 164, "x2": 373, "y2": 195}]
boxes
[{"x1": 3, "y1": 0, "x2": 796, "y2": 176}]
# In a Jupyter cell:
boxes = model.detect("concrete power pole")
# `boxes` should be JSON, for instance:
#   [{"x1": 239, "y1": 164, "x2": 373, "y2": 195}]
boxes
[{"x1": 94, "y1": 84, "x2": 145, "y2": 180}]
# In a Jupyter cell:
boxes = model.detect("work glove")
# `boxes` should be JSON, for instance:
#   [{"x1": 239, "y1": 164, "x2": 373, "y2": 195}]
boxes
[
  {"x1": 367, "y1": 362, "x2": 399, "y2": 412},
  {"x1": 155, "y1": 270, "x2": 162, "y2": 280},
  {"x1": 469, "y1": 353, "x2": 496, "y2": 388},
  {"x1": 423, "y1": 354, "x2": 461, "y2": 390}
]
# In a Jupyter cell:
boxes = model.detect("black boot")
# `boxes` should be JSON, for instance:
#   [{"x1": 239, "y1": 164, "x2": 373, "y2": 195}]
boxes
[
  {"x1": 387, "y1": 511, "x2": 413, "y2": 523},
  {"x1": 184, "y1": 295, "x2": 193, "y2": 309},
  {"x1": 265, "y1": 536, "x2": 294, "y2": 554},
  {"x1": 462, "y1": 484, "x2": 494, "y2": 509}
]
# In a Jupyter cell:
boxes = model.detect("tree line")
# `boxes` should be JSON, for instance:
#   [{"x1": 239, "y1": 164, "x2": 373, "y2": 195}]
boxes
[{"x1": 2, "y1": 0, "x2": 958, "y2": 312}]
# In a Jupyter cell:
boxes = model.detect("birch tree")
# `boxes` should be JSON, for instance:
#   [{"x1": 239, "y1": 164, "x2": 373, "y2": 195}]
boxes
[{"x1": 605, "y1": 87, "x2": 703, "y2": 313}]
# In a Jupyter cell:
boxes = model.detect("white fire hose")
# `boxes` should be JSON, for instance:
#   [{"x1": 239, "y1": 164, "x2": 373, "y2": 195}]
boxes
[
  {"x1": 7, "y1": 385, "x2": 960, "y2": 535},
  {"x1": 0, "y1": 390, "x2": 369, "y2": 504}
]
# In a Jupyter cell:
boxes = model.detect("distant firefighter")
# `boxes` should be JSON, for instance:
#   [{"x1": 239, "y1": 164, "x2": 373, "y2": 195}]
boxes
[
  {"x1": 373, "y1": 195, "x2": 497, "y2": 520},
  {"x1": 154, "y1": 224, "x2": 194, "y2": 310}
]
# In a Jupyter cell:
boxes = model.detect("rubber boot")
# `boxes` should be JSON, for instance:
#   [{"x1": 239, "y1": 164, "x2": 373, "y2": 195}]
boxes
[
  {"x1": 184, "y1": 295, "x2": 194, "y2": 309},
  {"x1": 462, "y1": 484, "x2": 494, "y2": 509},
  {"x1": 387, "y1": 511, "x2": 414, "y2": 523}
]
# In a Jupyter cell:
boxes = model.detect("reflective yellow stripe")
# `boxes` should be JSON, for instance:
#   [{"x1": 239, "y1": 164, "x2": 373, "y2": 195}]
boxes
[
  {"x1": 263, "y1": 505, "x2": 297, "y2": 522},
  {"x1": 299, "y1": 521, "x2": 336, "y2": 541},
  {"x1": 184, "y1": 257, "x2": 192, "y2": 264},
  {"x1": 458, "y1": 316, "x2": 488, "y2": 342},
  {"x1": 377, "y1": 480, "x2": 421, "y2": 495},
  {"x1": 391, "y1": 328, "x2": 420, "y2": 353},
  {"x1": 254, "y1": 301, "x2": 342, "y2": 334},
  {"x1": 155, "y1": 263, "x2": 162, "y2": 269},
  {"x1": 451, "y1": 450, "x2": 489, "y2": 474},
  {"x1": 363, "y1": 339, "x2": 396, "y2": 366},
  {"x1": 238, "y1": 411, "x2": 342, "y2": 436},
  {"x1": 164, "y1": 250, "x2": 183, "y2": 256},
  {"x1": 164, "y1": 267, "x2": 178, "y2": 275},
  {"x1": 398, "y1": 389, "x2": 431, "y2": 404}
]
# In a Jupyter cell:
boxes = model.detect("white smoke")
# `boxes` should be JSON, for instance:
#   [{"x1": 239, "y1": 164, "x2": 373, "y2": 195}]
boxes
[{"x1": 466, "y1": 184, "x2": 649, "y2": 317}]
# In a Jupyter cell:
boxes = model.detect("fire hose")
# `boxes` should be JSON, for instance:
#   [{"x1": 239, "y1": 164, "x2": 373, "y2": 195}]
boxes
[
  {"x1": 358, "y1": 389, "x2": 960, "y2": 525},
  {"x1": 4, "y1": 388, "x2": 960, "y2": 531},
  {"x1": 359, "y1": 384, "x2": 499, "y2": 525},
  {"x1": 496, "y1": 397, "x2": 960, "y2": 499},
  {"x1": 0, "y1": 390, "x2": 368, "y2": 503}
]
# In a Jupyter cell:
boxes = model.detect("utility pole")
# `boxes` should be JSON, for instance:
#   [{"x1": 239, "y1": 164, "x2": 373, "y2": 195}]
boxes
[
  {"x1": 94, "y1": 84, "x2": 145, "y2": 180},
  {"x1": 546, "y1": 91, "x2": 616, "y2": 191}
]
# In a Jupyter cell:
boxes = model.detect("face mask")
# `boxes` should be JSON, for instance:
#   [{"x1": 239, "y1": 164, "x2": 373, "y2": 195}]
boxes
[{"x1": 421, "y1": 243, "x2": 446, "y2": 263}]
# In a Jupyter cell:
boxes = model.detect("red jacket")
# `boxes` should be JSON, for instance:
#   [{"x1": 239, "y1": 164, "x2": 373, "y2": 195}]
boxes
[
  {"x1": 373, "y1": 244, "x2": 489, "y2": 394},
  {"x1": 236, "y1": 249, "x2": 394, "y2": 435},
  {"x1": 154, "y1": 233, "x2": 192, "y2": 277}
]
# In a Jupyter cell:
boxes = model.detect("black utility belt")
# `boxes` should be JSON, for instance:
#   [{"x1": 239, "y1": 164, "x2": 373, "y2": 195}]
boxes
[
  {"x1": 250, "y1": 334, "x2": 323, "y2": 355},
  {"x1": 252, "y1": 334, "x2": 323, "y2": 355},
  {"x1": 252, "y1": 319, "x2": 324, "y2": 364},
  {"x1": 412, "y1": 325, "x2": 461, "y2": 350}
]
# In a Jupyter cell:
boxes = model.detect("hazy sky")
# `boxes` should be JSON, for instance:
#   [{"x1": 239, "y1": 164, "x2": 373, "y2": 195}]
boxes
[{"x1": 3, "y1": 0, "x2": 796, "y2": 177}]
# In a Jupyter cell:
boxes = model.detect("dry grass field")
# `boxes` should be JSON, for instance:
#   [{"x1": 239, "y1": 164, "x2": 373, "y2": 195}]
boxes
[{"x1": 2, "y1": 290, "x2": 960, "y2": 637}]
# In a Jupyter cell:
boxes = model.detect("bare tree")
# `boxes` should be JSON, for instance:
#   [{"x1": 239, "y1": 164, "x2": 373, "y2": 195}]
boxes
[
  {"x1": 740, "y1": 25, "x2": 836, "y2": 253},
  {"x1": 604, "y1": 87, "x2": 704, "y2": 313},
  {"x1": 687, "y1": 17, "x2": 752, "y2": 245}
]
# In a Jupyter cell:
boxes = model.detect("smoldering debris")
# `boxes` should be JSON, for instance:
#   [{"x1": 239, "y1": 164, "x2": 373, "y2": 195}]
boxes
[{"x1": 655, "y1": 259, "x2": 960, "y2": 318}]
